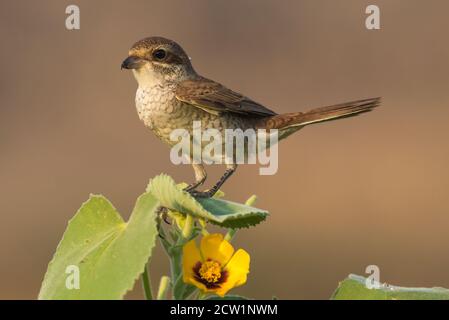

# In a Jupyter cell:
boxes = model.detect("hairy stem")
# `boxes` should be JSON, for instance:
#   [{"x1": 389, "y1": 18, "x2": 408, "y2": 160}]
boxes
[{"x1": 142, "y1": 263, "x2": 153, "y2": 300}]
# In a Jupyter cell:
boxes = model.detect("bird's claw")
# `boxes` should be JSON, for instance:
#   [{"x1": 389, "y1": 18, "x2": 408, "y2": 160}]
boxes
[
  {"x1": 183, "y1": 184, "x2": 196, "y2": 192},
  {"x1": 187, "y1": 189, "x2": 214, "y2": 198}
]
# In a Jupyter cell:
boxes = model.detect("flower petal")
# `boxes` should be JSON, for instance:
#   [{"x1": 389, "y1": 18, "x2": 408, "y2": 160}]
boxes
[
  {"x1": 216, "y1": 249, "x2": 250, "y2": 297},
  {"x1": 182, "y1": 239, "x2": 202, "y2": 283},
  {"x1": 200, "y1": 234, "x2": 234, "y2": 265},
  {"x1": 184, "y1": 276, "x2": 208, "y2": 293}
]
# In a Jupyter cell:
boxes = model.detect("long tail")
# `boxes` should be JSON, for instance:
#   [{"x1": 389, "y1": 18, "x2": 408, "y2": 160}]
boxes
[{"x1": 263, "y1": 97, "x2": 380, "y2": 131}]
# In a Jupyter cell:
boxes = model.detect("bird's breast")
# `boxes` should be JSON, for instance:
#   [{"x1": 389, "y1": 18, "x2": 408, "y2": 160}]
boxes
[
  {"x1": 135, "y1": 86, "x2": 175, "y2": 127},
  {"x1": 134, "y1": 86, "x2": 263, "y2": 154},
  {"x1": 135, "y1": 85, "x2": 201, "y2": 144}
]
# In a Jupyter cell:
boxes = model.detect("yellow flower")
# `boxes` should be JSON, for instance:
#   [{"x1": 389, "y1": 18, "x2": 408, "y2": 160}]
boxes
[{"x1": 182, "y1": 233, "x2": 250, "y2": 297}]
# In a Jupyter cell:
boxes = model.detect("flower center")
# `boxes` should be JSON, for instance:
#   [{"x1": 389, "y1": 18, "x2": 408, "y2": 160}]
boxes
[{"x1": 199, "y1": 260, "x2": 222, "y2": 283}]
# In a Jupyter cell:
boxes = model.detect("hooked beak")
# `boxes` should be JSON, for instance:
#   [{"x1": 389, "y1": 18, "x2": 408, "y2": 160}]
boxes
[{"x1": 121, "y1": 56, "x2": 145, "y2": 70}]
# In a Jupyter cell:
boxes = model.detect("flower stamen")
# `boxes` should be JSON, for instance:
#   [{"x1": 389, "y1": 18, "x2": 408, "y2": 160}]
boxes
[{"x1": 198, "y1": 260, "x2": 222, "y2": 283}]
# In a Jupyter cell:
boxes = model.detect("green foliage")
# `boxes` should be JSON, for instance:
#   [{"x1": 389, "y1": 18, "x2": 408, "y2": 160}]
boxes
[
  {"x1": 173, "y1": 273, "x2": 197, "y2": 300},
  {"x1": 147, "y1": 174, "x2": 268, "y2": 229},
  {"x1": 331, "y1": 274, "x2": 449, "y2": 300},
  {"x1": 40, "y1": 172, "x2": 449, "y2": 301},
  {"x1": 38, "y1": 193, "x2": 159, "y2": 300}
]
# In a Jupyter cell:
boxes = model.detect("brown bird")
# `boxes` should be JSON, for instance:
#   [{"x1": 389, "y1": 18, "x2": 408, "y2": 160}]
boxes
[{"x1": 121, "y1": 36, "x2": 380, "y2": 197}]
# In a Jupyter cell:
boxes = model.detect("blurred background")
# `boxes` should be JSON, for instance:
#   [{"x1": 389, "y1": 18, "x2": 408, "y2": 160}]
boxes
[{"x1": 1, "y1": 0, "x2": 449, "y2": 299}]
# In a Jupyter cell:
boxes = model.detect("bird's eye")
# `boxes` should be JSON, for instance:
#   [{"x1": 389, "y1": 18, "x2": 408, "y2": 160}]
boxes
[{"x1": 153, "y1": 49, "x2": 167, "y2": 60}]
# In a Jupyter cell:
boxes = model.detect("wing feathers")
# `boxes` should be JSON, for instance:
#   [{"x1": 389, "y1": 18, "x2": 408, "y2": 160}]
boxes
[{"x1": 175, "y1": 77, "x2": 277, "y2": 117}]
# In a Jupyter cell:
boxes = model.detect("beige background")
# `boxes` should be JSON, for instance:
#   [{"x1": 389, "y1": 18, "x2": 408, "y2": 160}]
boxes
[{"x1": 1, "y1": 0, "x2": 449, "y2": 299}]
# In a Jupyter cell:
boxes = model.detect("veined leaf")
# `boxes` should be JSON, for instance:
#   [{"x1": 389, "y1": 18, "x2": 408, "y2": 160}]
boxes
[
  {"x1": 147, "y1": 174, "x2": 268, "y2": 229},
  {"x1": 331, "y1": 274, "x2": 449, "y2": 300},
  {"x1": 38, "y1": 192, "x2": 159, "y2": 300}
]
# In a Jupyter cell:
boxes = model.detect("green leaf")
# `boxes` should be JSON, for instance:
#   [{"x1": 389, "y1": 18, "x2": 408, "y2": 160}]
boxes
[
  {"x1": 172, "y1": 273, "x2": 187, "y2": 300},
  {"x1": 181, "y1": 284, "x2": 198, "y2": 300},
  {"x1": 38, "y1": 192, "x2": 159, "y2": 300},
  {"x1": 147, "y1": 174, "x2": 268, "y2": 229},
  {"x1": 331, "y1": 274, "x2": 449, "y2": 300}
]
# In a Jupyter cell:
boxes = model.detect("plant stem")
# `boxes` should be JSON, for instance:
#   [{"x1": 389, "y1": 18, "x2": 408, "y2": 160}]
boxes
[
  {"x1": 142, "y1": 263, "x2": 153, "y2": 300},
  {"x1": 170, "y1": 246, "x2": 182, "y2": 283},
  {"x1": 198, "y1": 218, "x2": 209, "y2": 236},
  {"x1": 224, "y1": 229, "x2": 237, "y2": 242}
]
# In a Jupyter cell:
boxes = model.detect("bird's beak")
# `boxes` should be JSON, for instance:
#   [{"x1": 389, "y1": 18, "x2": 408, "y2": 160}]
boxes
[{"x1": 121, "y1": 56, "x2": 145, "y2": 70}]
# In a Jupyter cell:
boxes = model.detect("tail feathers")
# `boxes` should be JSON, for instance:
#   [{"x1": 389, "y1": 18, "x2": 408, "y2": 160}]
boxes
[{"x1": 264, "y1": 97, "x2": 380, "y2": 130}]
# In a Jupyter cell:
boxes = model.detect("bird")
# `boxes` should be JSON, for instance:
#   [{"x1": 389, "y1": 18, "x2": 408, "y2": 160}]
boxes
[{"x1": 121, "y1": 36, "x2": 380, "y2": 198}]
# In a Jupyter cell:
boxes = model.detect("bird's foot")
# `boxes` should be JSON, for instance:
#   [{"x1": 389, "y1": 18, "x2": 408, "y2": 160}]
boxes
[
  {"x1": 187, "y1": 189, "x2": 216, "y2": 198},
  {"x1": 183, "y1": 184, "x2": 197, "y2": 192}
]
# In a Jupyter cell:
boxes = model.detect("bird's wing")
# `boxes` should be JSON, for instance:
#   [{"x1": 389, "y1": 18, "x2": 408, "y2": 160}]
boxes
[{"x1": 175, "y1": 77, "x2": 277, "y2": 117}]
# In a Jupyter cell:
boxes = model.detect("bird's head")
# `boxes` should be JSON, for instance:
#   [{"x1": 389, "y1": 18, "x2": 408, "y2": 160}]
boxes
[{"x1": 121, "y1": 36, "x2": 195, "y2": 87}]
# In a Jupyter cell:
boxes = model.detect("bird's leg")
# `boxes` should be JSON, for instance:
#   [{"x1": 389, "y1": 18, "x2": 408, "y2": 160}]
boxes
[
  {"x1": 189, "y1": 164, "x2": 237, "y2": 198},
  {"x1": 184, "y1": 163, "x2": 207, "y2": 192}
]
